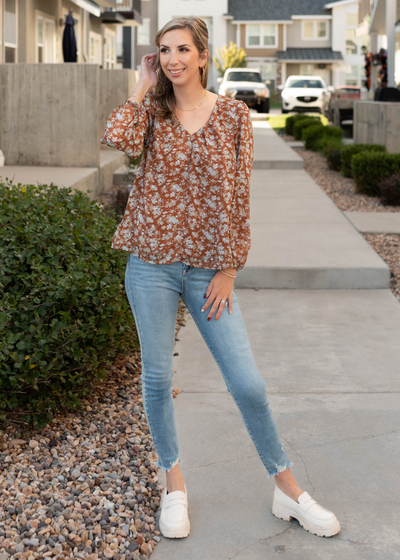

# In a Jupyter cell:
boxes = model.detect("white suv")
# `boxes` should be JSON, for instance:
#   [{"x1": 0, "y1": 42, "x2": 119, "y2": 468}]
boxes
[
  {"x1": 217, "y1": 68, "x2": 270, "y2": 113},
  {"x1": 278, "y1": 75, "x2": 331, "y2": 114}
]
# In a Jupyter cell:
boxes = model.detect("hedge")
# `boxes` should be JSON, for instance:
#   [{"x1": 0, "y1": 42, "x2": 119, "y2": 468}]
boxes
[
  {"x1": 351, "y1": 152, "x2": 400, "y2": 196},
  {"x1": 302, "y1": 124, "x2": 325, "y2": 150},
  {"x1": 378, "y1": 172, "x2": 400, "y2": 206},
  {"x1": 302, "y1": 124, "x2": 343, "y2": 151},
  {"x1": 293, "y1": 117, "x2": 321, "y2": 140},
  {"x1": 285, "y1": 114, "x2": 310, "y2": 136},
  {"x1": 0, "y1": 180, "x2": 138, "y2": 429},
  {"x1": 340, "y1": 144, "x2": 387, "y2": 178}
]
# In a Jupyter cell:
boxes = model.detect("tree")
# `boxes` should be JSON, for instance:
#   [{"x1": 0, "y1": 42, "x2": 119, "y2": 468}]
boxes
[{"x1": 212, "y1": 41, "x2": 247, "y2": 76}]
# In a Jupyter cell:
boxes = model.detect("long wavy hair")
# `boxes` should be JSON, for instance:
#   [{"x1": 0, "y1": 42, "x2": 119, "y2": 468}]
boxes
[{"x1": 151, "y1": 17, "x2": 210, "y2": 124}]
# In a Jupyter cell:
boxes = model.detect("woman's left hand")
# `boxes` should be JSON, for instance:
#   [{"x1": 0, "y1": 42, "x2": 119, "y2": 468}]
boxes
[{"x1": 201, "y1": 271, "x2": 235, "y2": 320}]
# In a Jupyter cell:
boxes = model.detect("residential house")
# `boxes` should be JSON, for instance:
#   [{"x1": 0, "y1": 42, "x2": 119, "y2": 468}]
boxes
[
  {"x1": 224, "y1": 0, "x2": 373, "y2": 90},
  {"x1": 0, "y1": 0, "x2": 142, "y2": 68}
]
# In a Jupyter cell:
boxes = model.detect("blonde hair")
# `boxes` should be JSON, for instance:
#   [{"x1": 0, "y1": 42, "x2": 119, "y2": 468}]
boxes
[{"x1": 151, "y1": 17, "x2": 210, "y2": 123}]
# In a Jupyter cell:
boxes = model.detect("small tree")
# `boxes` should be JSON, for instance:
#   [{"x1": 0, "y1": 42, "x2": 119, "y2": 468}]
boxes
[{"x1": 213, "y1": 41, "x2": 247, "y2": 76}]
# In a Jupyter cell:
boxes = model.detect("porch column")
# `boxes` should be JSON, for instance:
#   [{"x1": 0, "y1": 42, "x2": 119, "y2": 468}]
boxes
[{"x1": 386, "y1": 0, "x2": 396, "y2": 87}]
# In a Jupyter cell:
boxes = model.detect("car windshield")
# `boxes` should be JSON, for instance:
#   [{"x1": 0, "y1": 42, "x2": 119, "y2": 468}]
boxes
[
  {"x1": 286, "y1": 78, "x2": 324, "y2": 89},
  {"x1": 226, "y1": 71, "x2": 263, "y2": 82}
]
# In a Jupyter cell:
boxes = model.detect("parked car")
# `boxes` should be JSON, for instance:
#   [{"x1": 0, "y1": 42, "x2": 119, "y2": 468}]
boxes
[
  {"x1": 278, "y1": 75, "x2": 332, "y2": 114},
  {"x1": 329, "y1": 85, "x2": 361, "y2": 102},
  {"x1": 217, "y1": 68, "x2": 270, "y2": 113}
]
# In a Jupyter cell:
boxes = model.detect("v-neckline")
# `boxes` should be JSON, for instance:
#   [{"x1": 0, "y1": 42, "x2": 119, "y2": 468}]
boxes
[{"x1": 175, "y1": 94, "x2": 220, "y2": 137}]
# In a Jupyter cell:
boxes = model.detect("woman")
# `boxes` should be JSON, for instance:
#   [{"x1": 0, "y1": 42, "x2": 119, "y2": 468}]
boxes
[{"x1": 100, "y1": 16, "x2": 340, "y2": 541}]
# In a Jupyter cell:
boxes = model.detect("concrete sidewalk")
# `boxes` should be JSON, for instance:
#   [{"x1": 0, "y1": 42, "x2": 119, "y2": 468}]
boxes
[
  {"x1": 152, "y1": 125, "x2": 400, "y2": 560},
  {"x1": 253, "y1": 121, "x2": 303, "y2": 170},
  {"x1": 237, "y1": 167, "x2": 389, "y2": 289},
  {"x1": 152, "y1": 289, "x2": 400, "y2": 560}
]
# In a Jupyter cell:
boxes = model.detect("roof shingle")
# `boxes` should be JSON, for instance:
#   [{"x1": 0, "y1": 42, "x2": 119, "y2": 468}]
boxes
[
  {"x1": 277, "y1": 48, "x2": 343, "y2": 61},
  {"x1": 227, "y1": 0, "x2": 332, "y2": 20}
]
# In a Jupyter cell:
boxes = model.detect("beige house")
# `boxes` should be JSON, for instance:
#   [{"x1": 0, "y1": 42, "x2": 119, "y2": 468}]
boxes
[{"x1": 0, "y1": 0, "x2": 142, "y2": 67}]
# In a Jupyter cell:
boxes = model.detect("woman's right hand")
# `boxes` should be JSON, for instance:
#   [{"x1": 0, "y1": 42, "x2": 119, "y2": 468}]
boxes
[{"x1": 140, "y1": 52, "x2": 159, "y2": 88}]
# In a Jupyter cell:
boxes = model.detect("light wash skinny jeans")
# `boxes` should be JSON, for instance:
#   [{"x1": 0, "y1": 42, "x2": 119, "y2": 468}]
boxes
[{"x1": 125, "y1": 253, "x2": 293, "y2": 478}]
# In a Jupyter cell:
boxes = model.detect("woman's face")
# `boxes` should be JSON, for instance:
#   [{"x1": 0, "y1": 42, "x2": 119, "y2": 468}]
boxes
[{"x1": 159, "y1": 28, "x2": 207, "y2": 85}]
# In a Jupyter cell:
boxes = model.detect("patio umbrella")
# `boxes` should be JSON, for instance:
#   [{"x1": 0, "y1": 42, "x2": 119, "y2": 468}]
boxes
[{"x1": 62, "y1": 9, "x2": 77, "y2": 63}]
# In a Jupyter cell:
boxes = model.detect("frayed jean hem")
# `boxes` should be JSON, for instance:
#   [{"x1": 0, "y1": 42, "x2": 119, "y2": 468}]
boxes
[
  {"x1": 155, "y1": 456, "x2": 182, "y2": 473},
  {"x1": 265, "y1": 459, "x2": 294, "y2": 478}
]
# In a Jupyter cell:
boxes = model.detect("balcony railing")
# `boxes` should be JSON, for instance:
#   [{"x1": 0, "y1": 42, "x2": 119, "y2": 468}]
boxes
[{"x1": 115, "y1": 0, "x2": 141, "y2": 11}]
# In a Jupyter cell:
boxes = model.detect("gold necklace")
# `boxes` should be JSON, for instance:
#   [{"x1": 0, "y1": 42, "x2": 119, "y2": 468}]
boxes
[{"x1": 175, "y1": 90, "x2": 207, "y2": 111}]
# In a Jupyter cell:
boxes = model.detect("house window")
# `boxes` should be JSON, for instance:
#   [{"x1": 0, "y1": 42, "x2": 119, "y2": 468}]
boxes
[
  {"x1": 137, "y1": 18, "x2": 150, "y2": 45},
  {"x1": 246, "y1": 24, "x2": 277, "y2": 48},
  {"x1": 5, "y1": 0, "x2": 17, "y2": 62},
  {"x1": 346, "y1": 28, "x2": 357, "y2": 54},
  {"x1": 346, "y1": 65, "x2": 358, "y2": 85},
  {"x1": 104, "y1": 29, "x2": 116, "y2": 68},
  {"x1": 302, "y1": 20, "x2": 328, "y2": 40},
  {"x1": 36, "y1": 15, "x2": 55, "y2": 63},
  {"x1": 301, "y1": 64, "x2": 314, "y2": 75},
  {"x1": 317, "y1": 21, "x2": 327, "y2": 38}
]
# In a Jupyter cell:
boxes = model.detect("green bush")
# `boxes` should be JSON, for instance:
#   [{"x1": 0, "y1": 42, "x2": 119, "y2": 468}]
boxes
[
  {"x1": 378, "y1": 172, "x2": 400, "y2": 206},
  {"x1": 0, "y1": 180, "x2": 138, "y2": 429},
  {"x1": 351, "y1": 152, "x2": 400, "y2": 196},
  {"x1": 326, "y1": 143, "x2": 343, "y2": 171},
  {"x1": 340, "y1": 144, "x2": 386, "y2": 178},
  {"x1": 302, "y1": 124, "x2": 325, "y2": 150},
  {"x1": 323, "y1": 125, "x2": 343, "y2": 139},
  {"x1": 293, "y1": 117, "x2": 321, "y2": 140},
  {"x1": 285, "y1": 114, "x2": 310, "y2": 135}
]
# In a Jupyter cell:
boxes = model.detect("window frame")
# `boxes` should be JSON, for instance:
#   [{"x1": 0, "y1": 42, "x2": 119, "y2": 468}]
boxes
[
  {"x1": 4, "y1": 0, "x2": 18, "y2": 63},
  {"x1": 245, "y1": 23, "x2": 278, "y2": 49},
  {"x1": 137, "y1": 17, "x2": 150, "y2": 46},
  {"x1": 301, "y1": 19, "x2": 329, "y2": 41}
]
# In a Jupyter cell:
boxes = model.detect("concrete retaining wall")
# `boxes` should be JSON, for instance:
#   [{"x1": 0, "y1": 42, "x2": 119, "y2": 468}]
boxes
[
  {"x1": 0, "y1": 64, "x2": 138, "y2": 167},
  {"x1": 354, "y1": 100, "x2": 400, "y2": 153}
]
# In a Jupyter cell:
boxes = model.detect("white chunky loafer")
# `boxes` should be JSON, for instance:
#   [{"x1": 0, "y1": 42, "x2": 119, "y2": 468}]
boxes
[
  {"x1": 272, "y1": 485, "x2": 340, "y2": 537},
  {"x1": 159, "y1": 484, "x2": 190, "y2": 538}
]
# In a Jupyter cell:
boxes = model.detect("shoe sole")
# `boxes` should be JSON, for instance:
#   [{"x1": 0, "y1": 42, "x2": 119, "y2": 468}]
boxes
[
  {"x1": 159, "y1": 518, "x2": 190, "y2": 538},
  {"x1": 272, "y1": 500, "x2": 340, "y2": 538}
]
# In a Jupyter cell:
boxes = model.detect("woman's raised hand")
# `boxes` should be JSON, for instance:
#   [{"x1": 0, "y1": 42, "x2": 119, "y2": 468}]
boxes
[{"x1": 140, "y1": 53, "x2": 159, "y2": 88}]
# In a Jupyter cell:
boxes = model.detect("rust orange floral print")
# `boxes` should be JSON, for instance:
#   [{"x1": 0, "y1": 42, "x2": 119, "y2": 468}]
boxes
[{"x1": 100, "y1": 92, "x2": 254, "y2": 271}]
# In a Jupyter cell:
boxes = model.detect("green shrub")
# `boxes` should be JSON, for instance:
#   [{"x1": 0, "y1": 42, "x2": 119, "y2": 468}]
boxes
[
  {"x1": 302, "y1": 124, "x2": 325, "y2": 150},
  {"x1": 326, "y1": 143, "x2": 343, "y2": 171},
  {"x1": 340, "y1": 144, "x2": 386, "y2": 178},
  {"x1": 285, "y1": 114, "x2": 310, "y2": 135},
  {"x1": 293, "y1": 117, "x2": 321, "y2": 140},
  {"x1": 351, "y1": 152, "x2": 400, "y2": 196},
  {"x1": 378, "y1": 172, "x2": 400, "y2": 206},
  {"x1": 323, "y1": 125, "x2": 343, "y2": 139},
  {"x1": 0, "y1": 180, "x2": 138, "y2": 429}
]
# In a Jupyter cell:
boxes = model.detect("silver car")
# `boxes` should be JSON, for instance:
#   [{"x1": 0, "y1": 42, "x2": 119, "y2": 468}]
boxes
[{"x1": 217, "y1": 68, "x2": 270, "y2": 113}]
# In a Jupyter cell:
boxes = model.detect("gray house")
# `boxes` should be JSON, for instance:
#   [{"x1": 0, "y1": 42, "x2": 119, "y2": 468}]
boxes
[{"x1": 225, "y1": 0, "x2": 344, "y2": 89}]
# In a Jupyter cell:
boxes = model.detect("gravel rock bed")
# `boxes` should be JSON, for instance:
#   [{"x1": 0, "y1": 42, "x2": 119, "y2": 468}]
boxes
[
  {"x1": 291, "y1": 146, "x2": 400, "y2": 303},
  {"x1": 362, "y1": 233, "x2": 400, "y2": 302},
  {"x1": 0, "y1": 300, "x2": 189, "y2": 560},
  {"x1": 294, "y1": 147, "x2": 400, "y2": 213}
]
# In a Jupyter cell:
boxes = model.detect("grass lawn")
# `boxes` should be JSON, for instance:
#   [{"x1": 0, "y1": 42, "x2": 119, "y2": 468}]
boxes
[{"x1": 268, "y1": 113, "x2": 330, "y2": 133}]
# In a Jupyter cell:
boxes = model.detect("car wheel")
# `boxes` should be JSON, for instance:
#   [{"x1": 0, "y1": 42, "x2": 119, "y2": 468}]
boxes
[{"x1": 281, "y1": 105, "x2": 289, "y2": 114}]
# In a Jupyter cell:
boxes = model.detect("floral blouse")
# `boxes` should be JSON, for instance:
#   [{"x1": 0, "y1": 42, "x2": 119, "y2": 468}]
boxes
[{"x1": 99, "y1": 91, "x2": 254, "y2": 271}]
